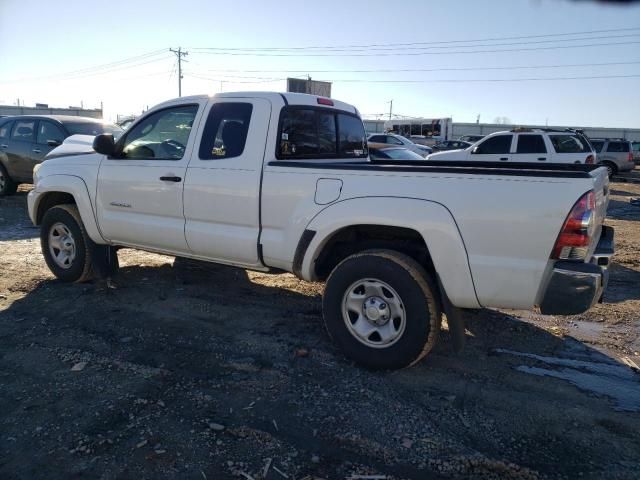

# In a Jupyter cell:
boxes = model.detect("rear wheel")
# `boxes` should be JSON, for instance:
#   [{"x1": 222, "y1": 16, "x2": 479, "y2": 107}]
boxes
[
  {"x1": 603, "y1": 162, "x2": 617, "y2": 178},
  {"x1": 0, "y1": 163, "x2": 18, "y2": 196},
  {"x1": 41, "y1": 204, "x2": 95, "y2": 282},
  {"x1": 323, "y1": 250, "x2": 441, "y2": 369}
]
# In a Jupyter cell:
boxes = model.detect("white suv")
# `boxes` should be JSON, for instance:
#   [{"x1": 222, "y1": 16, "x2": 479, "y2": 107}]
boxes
[{"x1": 427, "y1": 129, "x2": 595, "y2": 165}]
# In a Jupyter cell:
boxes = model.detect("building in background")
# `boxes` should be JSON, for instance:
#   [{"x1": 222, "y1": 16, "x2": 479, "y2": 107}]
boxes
[
  {"x1": 287, "y1": 78, "x2": 332, "y2": 97},
  {"x1": 0, "y1": 104, "x2": 102, "y2": 119}
]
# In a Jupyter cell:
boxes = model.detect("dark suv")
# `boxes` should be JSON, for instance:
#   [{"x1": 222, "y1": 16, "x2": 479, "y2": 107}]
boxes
[
  {"x1": 589, "y1": 138, "x2": 635, "y2": 177},
  {"x1": 0, "y1": 115, "x2": 122, "y2": 195}
]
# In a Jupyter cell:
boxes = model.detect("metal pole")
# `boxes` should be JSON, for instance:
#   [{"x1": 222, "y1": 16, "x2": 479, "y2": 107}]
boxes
[
  {"x1": 388, "y1": 100, "x2": 393, "y2": 120},
  {"x1": 170, "y1": 47, "x2": 188, "y2": 97}
]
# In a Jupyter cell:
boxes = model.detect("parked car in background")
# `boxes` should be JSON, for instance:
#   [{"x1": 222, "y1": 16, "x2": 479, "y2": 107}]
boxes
[
  {"x1": 0, "y1": 115, "x2": 123, "y2": 195},
  {"x1": 117, "y1": 116, "x2": 136, "y2": 130},
  {"x1": 458, "y1": 135, "x2": 484, "y2": 143},
  {"x1": 427, "y1": 128, "x2": 595, "y2": 165},
  {"x1": 632, "y1": 141, "x2": 640, "y2": 163},
  {"x1": 589, "y1": 138, "x2": 635, "y2": 176},
  {"x1": 368, "y1": 142, "x2": 427, "y2": 161},
  {"x1": 367, "y1": 133, "x2": 432, "y2": 156},
  {"x1": 431, "y1": 140, "x2": 473, "y2": 152}
]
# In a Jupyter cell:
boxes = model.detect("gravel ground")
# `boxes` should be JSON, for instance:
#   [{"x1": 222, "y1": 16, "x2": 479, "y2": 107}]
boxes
[{"x1": 0, "y1": 180, "x2": 639, "y2": 480}]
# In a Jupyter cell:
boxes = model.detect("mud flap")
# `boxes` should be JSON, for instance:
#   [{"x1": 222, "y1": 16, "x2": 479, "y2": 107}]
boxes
[
  {"x1": 92, "y1": 244, "x2": 119, "y2": 279},
  {"x1": 437, "y1": 275, "x2": 466, "y2": 353}
]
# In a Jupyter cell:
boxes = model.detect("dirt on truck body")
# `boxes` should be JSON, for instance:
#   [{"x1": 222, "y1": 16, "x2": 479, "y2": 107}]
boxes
[{"x1": 0, "y1": 183, "x2": 639, "y2": 480}]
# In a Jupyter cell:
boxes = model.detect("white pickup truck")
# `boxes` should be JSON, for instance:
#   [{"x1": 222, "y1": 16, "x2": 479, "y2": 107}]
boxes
[{"x1": 28, "y1": 92, "x2": 614, "y2": 369}]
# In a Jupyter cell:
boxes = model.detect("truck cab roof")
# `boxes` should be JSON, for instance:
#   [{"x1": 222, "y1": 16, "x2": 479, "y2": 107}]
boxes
[{"x1": 153, "y1": 92, "x2": 358, "y2": 115}]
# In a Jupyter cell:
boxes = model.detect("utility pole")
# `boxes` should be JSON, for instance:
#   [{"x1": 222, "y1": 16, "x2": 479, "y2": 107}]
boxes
[
  {"x1": 170, "y1": 47, "x2": 189, "y2": 97},
  {"x1": 388, "y1": 100, "x2": 393, "y2": 120}
]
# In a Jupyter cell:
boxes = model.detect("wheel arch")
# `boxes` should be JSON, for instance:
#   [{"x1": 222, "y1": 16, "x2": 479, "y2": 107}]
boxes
[
  {"x1": 299, "y1": 196, "x2": 480, "y2": 309},
  {"x1": 30, "y1": 175, "x2": 106, "y2": 244}
]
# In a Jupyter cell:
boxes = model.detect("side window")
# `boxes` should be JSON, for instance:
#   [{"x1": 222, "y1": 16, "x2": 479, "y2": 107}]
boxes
[
  {"x1": 278, "y1": 108, "x2": 367, "y2": 159},
  {"x1": 388, "y1": 136, "x2": 403, "y2": 145},
  {"x1": 120, "y1": 105, "x2": 198, "y2": 160},
  {"x1": 369, "y1": 135, "x2": 384, "y2": 143},
  {"x1": 338, "y1": 113, "x2": 367, "y2": 158},
  {"x1": 591, "y1": 141, "x2": 604, "y2": 153},
  {"x1": 549, "y1": 135, "x2": 589, "y2": 153},
  {"x1": 37, "y1": 121, "x2": 66, "y2": 145},
  {"x1": 516, "y1": 135, "x2": 547, "y2": 154},
  {"x1": 606, "y1": 142, "x2": 629, "y2": 153},
  {"x1": 199, "y1": 103, "x2": 253, "y2": 160},
  {"x1": 0, "y1": 121, "x2": 13, "y2": 139},
  {"x1": 474, "y1": 135, "x2": 512, "y2": 154},
  {"x1": 11, "y1": 120, "x2": 35, "y2": 142}
]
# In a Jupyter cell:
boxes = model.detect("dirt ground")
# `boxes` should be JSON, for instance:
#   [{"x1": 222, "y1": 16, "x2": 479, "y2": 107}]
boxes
[{"x1": 1, "y1": 179, "x2": 639, "y2": 480}]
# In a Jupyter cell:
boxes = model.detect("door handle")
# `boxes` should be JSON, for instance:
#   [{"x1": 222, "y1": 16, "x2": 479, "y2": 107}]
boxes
[
  {"x1": 159, "y1": 175, "x2": 182, "y2": 182},
  {"x1": 32, "y1": 149, "x2": 41, "y2": 154},
  {"x1": 499, "y1": 157, "x2": 509, "y2": 161},
  {"x1": 0, "y1": 144, "x2": 7, "y2": 148},
  {"x1": 537, "y1": 157, "x2": 546, "y2": 161}
]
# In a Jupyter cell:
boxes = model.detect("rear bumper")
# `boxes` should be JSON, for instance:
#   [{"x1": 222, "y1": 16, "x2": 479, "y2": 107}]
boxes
[
  {"x1": 539, "y1": 225, "x2": 614, "y2": 315},
  {"x1": 618, "y1": 162, "x2": 635, "y2": 172}
]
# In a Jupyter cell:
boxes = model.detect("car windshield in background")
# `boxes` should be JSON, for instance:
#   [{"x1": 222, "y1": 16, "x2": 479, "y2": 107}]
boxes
[
  {"x1": 66, "y1": 122, "x2": 124, "y2": 139},
  {"x1": 370, "y1": 147, "x2": 424, "y2": 161},
  {"x1": 549, "y1": 134, "x2": 590, "y2": 153}
]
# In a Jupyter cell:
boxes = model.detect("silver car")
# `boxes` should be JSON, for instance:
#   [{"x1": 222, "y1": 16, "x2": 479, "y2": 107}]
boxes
[
  {"x1": 367, "y1": 133, "x2": 432, "y2": 157},
  {"x1": 589, "y1": 138, "x2": 635, "y2": 176}
]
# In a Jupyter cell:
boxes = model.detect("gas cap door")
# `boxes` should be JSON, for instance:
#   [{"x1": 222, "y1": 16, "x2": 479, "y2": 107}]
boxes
[{"x1": 314, "y1": 178, "x2": 343, "y2": 205}]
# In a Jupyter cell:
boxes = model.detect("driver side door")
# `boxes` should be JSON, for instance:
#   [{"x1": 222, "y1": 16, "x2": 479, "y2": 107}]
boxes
[{"x1": 95, "y1": 102, "x2": 204, "y2": 254}]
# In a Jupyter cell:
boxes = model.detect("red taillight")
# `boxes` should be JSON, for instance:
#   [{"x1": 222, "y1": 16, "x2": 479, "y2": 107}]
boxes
[
  {"x1": 317, "y1": 97, "x2": 334, "y2": 106},
  {"x1": 552, "y1": 191, "x2": 596, "y2": 260},
  {"x1": 628, "y1": 152, "x2": 634, "y2": 162},
  {"x1": 585, "y1": 154, "x2": 594, "y2": 164}
]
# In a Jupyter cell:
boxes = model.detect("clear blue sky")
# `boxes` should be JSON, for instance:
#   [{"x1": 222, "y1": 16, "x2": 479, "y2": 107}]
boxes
[{"x1": 1, "y1": 0, "x2": 639, "y2": 127}]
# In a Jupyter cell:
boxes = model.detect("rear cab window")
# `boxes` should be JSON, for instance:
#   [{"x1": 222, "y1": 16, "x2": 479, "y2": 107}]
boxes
[
  {"x1": 549, "y1": 135, "x2": 590, "y2": 153},
  {"x1": 278, "y1": 106, "x2": 367, "y2": 160}
]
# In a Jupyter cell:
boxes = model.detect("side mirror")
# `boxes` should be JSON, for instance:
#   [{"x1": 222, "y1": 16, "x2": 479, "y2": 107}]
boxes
[
  {"x1": 93, "y1": 134, "x2": 116, "y2": 156},
  {"x1": 47, "y1": 139, "x2": 62, "y2": 147},
  {"x1": 472, "y1": 146, "x2": 480, "y2": 154}
]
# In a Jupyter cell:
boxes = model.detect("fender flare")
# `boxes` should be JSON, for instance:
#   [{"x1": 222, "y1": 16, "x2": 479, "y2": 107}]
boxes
[
  {"x1": 29, "y1": 174, "x2": 106, "y2": 244},
  {"x1": 300, "y1": 196, "x2": 481, "y2": 309}
]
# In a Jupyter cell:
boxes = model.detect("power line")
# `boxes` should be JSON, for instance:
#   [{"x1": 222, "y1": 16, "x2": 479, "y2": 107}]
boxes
[
  {"x1": 191, "y1": 40, "x2": 640, "y2": 57},
  {"x1": 185, "y1": 72, "x2": 640, "y2": 84},
  {"x1": 186, "y1": 60, "x2": 640, "y2": 77},
  {"x1": 0, "y1": 50, "x2": 171, "y2": 84},
  {"x1": 188, "y1": 27, "x2": 640, "y2": 51},
  {"x1": 192, "y1": 33, "x2": 640, "y2": 53}
]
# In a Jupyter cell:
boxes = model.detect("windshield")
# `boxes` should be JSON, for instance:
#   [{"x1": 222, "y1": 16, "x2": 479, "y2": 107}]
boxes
[{"x1": 66, "y1": 122, "x2": 124, "y2": 140}]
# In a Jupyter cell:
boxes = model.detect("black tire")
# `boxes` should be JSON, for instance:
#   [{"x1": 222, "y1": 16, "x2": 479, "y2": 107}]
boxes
[
  {"x1": 0, "y1": 163, "x2": 18, "y2": 196},
  {"x1": 323, "y1": 249, "x2": 442, "y2": 370},
  {"x1": 41, "y1": 204, "x2": 95, "y2": 282},
  {"x1": 603, "y1": 162, "x2": 617, "y2": 178}
]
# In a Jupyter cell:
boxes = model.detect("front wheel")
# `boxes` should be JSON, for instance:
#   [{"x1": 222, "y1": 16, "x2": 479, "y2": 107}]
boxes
[
  {"x1": 41, "y1": 204, "x2": 95, "y2": 282},
  {"x1": 323, "y1": 250, "x2": 442, "y2": 369}
]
